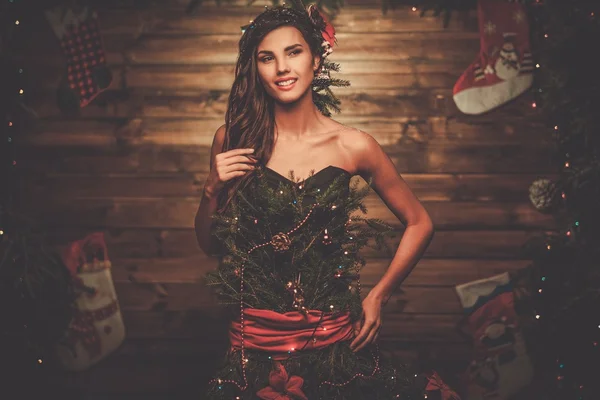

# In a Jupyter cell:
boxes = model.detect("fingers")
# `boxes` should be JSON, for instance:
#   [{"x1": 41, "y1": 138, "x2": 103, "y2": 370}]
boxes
[
  {"x1": 222, "y1": 154, "x2": 258, "y2": 168},
  {"x1": 353, "y1": 320, "x2": 361, "y2": 337},
  {"x1": 215, "y1": 148, "x2": 258, "y2": 181},
  {"x1": 350, "y1": 324, "x2": 369, "y2": 352},
  {"x1": 350, "y1": 320, "x2": 380, "y2": 353},
  {"x1": 225, "y1": 148, "x2": 255, "y2": 156}
]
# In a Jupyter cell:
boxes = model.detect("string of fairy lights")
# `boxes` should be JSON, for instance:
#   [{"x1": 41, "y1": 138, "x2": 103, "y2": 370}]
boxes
[
  {"x1": 529, "y1": 1, "x2": 598, "y2": 325},
  {"x1": 1, "y1": 0, "x2": 26, "y2": 242},
  {"x1": 2, "y1": 0, "x2": 53, "y2": 373}
]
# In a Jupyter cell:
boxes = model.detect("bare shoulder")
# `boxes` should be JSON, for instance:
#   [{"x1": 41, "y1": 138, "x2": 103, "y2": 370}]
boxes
[
  {"x1": 214, "y1": 124, "x2": 226, "y2": 148},
  {"x1": 339, "y1": 127, "x2": 382, "y2": 176}
]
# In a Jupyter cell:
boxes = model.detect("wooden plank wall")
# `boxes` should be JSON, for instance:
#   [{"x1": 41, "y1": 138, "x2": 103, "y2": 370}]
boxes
[{"x1": 16, "y1": 0, "x2": 553, "y2": 397}]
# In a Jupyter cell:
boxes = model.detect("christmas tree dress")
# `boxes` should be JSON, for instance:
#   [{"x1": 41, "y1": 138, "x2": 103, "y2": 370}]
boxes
[{"x1": 203, "y1": 160, "x2": 459, "y2": 399}]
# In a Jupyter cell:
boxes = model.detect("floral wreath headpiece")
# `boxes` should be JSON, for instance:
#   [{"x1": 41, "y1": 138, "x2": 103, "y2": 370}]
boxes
[{"x1": 240, "y1": 2, "x2": 337, "y2": 64}]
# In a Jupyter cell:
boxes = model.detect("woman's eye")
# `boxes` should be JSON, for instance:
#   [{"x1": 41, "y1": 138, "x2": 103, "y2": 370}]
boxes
[{"x1": 260, "y1": 50, "x2": 301, "y2": 63}]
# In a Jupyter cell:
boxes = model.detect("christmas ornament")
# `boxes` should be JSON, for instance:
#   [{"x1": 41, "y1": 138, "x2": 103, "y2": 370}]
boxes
[
  {"x1": 529, "y1": 178, "x2": 558, "y2": 213},
  {"x1": 271, "y1": 232, "x2": 292, "y2": 252},
  {"x1": 321, "y1": 228, "x2": 332, "y2": 245},
  {"x1": 286, "y1": 273, "x2": 307, "y2": 314},
  {"x1": 44, "y1": 6, "x2": 112, "y2": 112},
  {"x1": 453, "y1": 0, "x2": 533, "y2": 114}
]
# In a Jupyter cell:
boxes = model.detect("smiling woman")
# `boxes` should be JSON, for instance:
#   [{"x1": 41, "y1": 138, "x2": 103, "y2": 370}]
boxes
[
  {"x1": 193, "y1": 1, "x2": 459, "y2": 399},
  {"x1": 257, "y1": 40, "x2": 308, "y2": 94}
]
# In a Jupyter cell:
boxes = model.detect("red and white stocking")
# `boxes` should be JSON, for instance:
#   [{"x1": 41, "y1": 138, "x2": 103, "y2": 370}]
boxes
[
  {"x1": 45, "y1": 6, "x2": 112, "y2": 111},
  {"x1": 55, "y1": 232, "x2": 125, "y2": 371},
  {"x1": 453, "y1": 0, "x2": 533, "y2": 115},
  {"x1": 455, "y1": 273, "x2": 533, "y2": 399}
]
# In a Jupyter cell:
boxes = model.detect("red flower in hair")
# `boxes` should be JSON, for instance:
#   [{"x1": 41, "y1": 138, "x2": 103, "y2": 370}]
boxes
[
  {"x1": 320, "y1": 11, "x2": 336, "y2": 49},
  {"x1": 307, "y1": 4, "x2": 336, "y2": 49},
  {"x1": 256, "y1": 361, "x2": 308, "y2": 400}
]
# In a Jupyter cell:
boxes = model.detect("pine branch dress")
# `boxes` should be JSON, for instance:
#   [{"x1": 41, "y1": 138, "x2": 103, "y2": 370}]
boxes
[{"x1": 203, "y1": 164, "x2": 455, "y2": 400}]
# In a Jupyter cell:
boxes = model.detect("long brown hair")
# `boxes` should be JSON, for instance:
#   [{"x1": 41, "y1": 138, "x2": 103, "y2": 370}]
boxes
[{"x1": 216, "y1": 5, "x2": 326, "y2": 214}]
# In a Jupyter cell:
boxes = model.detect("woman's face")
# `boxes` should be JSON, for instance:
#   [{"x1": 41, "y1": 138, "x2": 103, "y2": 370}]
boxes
[{"x1": 256, "y1": 26, "x2": 320, "y2": 103}]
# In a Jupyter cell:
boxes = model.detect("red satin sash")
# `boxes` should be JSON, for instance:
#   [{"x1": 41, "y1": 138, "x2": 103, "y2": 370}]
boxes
[{"x1": 229, "y1": 308, "x2": 354, "y2": 360}]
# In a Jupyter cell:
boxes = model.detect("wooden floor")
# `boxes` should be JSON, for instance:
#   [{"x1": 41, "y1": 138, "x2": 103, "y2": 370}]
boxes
[{"x1": 14, "y1": 0, "x2": 553, "y2": 397}]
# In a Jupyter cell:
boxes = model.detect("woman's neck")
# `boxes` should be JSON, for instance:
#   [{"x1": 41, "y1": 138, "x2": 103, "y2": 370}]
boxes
[{"x1": 273, "y1": 90, "x2": 329, "y2": 140}]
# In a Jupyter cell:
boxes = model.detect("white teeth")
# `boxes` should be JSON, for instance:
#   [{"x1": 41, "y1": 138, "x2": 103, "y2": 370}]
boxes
[{"x1": 276, "y1": 79, "x2": 296, "y2": 86}]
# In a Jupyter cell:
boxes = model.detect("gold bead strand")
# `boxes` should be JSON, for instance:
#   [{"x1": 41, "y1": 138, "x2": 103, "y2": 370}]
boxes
[
  {"x1": 318, "y1": 343, "x2": 381, "y2": 388},
  {"x1": 208, "y1": 202, "x2": 322, "y2": 394},
  {"x1": 288, "y1": 202, "x2": 319, "y2": 235}
]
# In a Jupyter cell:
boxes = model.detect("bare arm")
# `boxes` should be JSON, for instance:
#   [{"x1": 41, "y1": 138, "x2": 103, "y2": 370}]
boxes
[
  {"x1": 194, "y1": 125, "x2": 257, "y2": 256},
  {"x1": 352, "y1": 130, "x2": 435, "y2": 305},
  {"x1": 194, "y1": 124, "x2": 226, "y2": 257}
]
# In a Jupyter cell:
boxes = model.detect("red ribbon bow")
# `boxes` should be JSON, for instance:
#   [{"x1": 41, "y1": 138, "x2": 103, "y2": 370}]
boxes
[{"x1": 256, "y1": 361, "x2": 308, "y2": 400}]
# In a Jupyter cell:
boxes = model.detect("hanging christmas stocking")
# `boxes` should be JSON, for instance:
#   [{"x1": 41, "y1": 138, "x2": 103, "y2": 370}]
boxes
[
  {"x1": 55, "y1": 232, "x2": 125, "y2": 371},
  {"x1": 455, "y1": 273, "x2": 534, "y2": 399},
  {"x1": 45, "y1": 6, "x2": 112, "y2": 112},
  {"x1": 453, "y1": 0, "x2": 533, "y2": 115}
]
